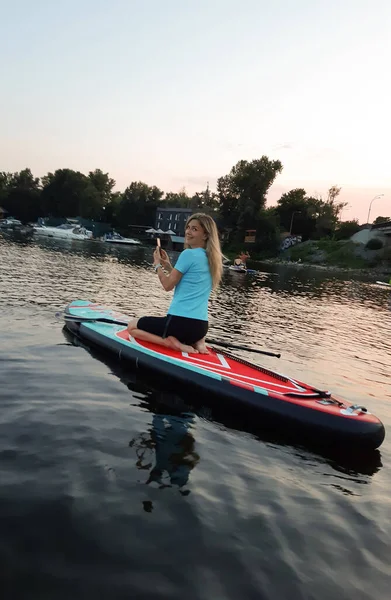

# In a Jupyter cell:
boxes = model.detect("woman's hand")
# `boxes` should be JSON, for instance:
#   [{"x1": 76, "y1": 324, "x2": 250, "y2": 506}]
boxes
[
  {"x1": 159, "y1": 248, "x2": 172, "y2": 271},
  {"x1": 153, "y1": 247, "x2": 172, "y2": 271},
  {"x1": 153, "y1": 247, "x2": 161, "y2": 267}
]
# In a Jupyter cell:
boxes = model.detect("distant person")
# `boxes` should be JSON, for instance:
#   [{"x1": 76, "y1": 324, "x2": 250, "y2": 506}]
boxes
[
  {"x1": 127, "y1": 213, "x2": 223, "y2": 354},
  {"x1": 233, "y1": 250, "x2": 250, "y2": 268}
]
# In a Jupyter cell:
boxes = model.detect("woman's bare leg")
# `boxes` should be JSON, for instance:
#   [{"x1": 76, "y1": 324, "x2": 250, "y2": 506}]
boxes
[{"x1": 127, "y1": 319, "x2": 198, "y2": 354}]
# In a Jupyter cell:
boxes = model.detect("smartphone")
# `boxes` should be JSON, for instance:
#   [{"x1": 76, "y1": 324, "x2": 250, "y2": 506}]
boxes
[{"x1": 156, "y1": 237, "x2": 163, "y2": 256}]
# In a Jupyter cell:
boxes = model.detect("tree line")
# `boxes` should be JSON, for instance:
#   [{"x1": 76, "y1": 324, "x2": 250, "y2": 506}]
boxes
[{"x1": 1, "y1": 159, "x2": 388, "y2": 252}]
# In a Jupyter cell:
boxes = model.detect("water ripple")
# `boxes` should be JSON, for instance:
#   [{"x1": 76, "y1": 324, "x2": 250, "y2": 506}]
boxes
[{"x1": 0, "y1": 235, "x2": 390, "y2": 600}]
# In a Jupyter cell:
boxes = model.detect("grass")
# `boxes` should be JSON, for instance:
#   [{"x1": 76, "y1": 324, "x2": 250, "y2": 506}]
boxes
[{"x1": 288, "y1": 240, "x2": 369, "y2": 269}]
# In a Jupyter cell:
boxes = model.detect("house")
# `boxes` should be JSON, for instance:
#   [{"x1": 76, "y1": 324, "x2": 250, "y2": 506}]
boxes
[
  {"x1": 155, "y1": 207, "x2": 193, "y2": 237},
  {"x1": 154, "y1": 207, "x2": 225, "y2": 251},
  {"x1": 154, "y1": 207, "x2": 193, "y2": 250}
]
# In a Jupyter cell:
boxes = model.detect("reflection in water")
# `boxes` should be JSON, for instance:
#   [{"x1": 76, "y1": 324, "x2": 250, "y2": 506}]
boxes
[{"x1": 129, "y1": 412, "x2": 199, "y2": 496}]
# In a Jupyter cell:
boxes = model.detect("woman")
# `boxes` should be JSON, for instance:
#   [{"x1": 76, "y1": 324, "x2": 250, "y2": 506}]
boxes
[{"x1": 127, "y1": 213, "x2": 223, "y2": 354}]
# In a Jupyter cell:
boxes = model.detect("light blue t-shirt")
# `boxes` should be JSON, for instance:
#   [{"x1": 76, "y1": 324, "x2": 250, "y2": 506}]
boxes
[{"x1": 168, "y1": 248, "x2": 212, "y2": 321}]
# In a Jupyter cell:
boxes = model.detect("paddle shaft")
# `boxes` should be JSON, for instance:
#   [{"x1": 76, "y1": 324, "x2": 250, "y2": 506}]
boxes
[
  {"x1": 206, "y1": 339, "x2": 280, "y2": 358},
  {"x1": 63, "y1": 314, "x2": 280, "y2": 358}
]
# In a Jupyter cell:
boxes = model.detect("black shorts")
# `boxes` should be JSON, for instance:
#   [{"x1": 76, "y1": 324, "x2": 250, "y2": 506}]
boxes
[{"x1": 137, "y1": 314, "x2": 208, "y2": 345}]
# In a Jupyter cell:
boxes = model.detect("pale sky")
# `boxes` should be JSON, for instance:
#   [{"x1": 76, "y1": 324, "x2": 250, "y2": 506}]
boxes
[{"x1": 1, "y1": 0, "x2": 390, "y2": 223}]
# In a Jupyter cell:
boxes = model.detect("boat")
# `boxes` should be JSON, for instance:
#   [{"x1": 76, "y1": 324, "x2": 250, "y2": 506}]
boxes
[
  {"x1": 223, "y1": 263, "x2": 257, "y2": 274},
  {"x1": 0, "y1": 218, "x2": 34, "y2": 236},
  {"x1": 103, "y1": 232, "x2": 141, "y2": 245},
  {"x1": 228, "y1": 265, "x2": 257, "y2": 274},
  {"x1": 375, "y1": 281, "x2": 391, "y2": 288},
  {"x1": 63, "y1": 300, "x2": 385, "y2": 449},
  {"x1": 33, "y1": 223, "x2": 93, "y2": 240},
  {"x1": 0, "y1": 217, "x2": 23, "y2": 229}
]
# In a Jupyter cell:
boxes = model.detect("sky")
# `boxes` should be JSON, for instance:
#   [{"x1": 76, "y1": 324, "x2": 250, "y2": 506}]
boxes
[{"x1": 0, "y1": 0, "x2": 390, "y2": 223}]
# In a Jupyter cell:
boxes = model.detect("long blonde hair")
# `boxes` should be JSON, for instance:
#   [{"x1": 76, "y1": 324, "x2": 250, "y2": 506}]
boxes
[{"x1": 184, "y1": 213, "x2": 223, "y2": 289}]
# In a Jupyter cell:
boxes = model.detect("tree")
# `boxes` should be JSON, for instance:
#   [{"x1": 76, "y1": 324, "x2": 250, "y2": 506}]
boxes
[
  {"x1": 0, "y1": 171, "x2": 12, "y2": 208},
  {"x1": 253, "y1": 207, "x2": 281, "y2": 254},
  {"x1": 373, "y1": 216, "x2": 390, "y2": 225},
  {"x1": 191, "y1": 184, "x2": 219, "y2": 212},
  {"x1": 334, "y1": 220, "x2": 360, "y2": 240},
  {"x1": 314, "y1": 185, "x2": 347, "y2": 238},
  {"x1": 163, "y1": 188, "x2": 191, "y2": 208},
  {"x1": 274, "y1": 188, "x2": 319, "y2": 240},
  {"x1": 115, "y1": 182, "x2": 164, "y2": 228},
  {"x1": 217, "y1": 157, "x2": 283, "y2": 238},
  {"x1": 1, "y1": 169, "x2": 41, "y2": 222},
  {"x1": 275, "y1": 188, "x2": 309, "y2": 233},
  {"x1": 103, "y1": 191, "x2": 122, "y2": 223},
  {"x1": 275, "y1": 185, "x2": 347, "y2": 240},
  {"x1": 40, "y1": 169, "x2": 103, "y2": 219},
  {"x1": 88, "y1": 169, "x2": 115, "y2": 204}
]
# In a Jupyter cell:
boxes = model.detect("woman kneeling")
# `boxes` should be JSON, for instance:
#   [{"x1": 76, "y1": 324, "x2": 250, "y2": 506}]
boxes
[{"x1": 127, "y1": 213, "x2": 223, "y2": 354}]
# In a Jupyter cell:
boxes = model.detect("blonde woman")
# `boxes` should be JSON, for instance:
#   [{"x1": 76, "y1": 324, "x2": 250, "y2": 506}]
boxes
[{"x1": 127, "y1": 213, "x2": 223, "y2": 354}]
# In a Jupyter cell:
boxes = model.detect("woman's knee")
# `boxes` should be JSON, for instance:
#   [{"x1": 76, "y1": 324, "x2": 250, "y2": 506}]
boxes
[{"x1": 127, "y1": 318, "x2": 139, "y2": 333}]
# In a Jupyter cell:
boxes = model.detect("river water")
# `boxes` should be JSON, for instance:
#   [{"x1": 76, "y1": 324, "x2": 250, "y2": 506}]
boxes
[{"x1": 0, "y1": 234, "x2": 390, "y2": 600}]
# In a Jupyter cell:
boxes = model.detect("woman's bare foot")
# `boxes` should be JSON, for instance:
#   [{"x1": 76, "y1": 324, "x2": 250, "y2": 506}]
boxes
[
  {"x1": 164, "y1": 336, "x2": 199, "y2": 354},
  {"x1": 193, "y1": 341, "x2": 209, "y2": 354}
]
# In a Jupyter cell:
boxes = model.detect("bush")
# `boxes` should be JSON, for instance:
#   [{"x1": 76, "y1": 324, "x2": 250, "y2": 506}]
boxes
[{"x1": 366, "y1": 237, "x2": 383, "y2": 250}]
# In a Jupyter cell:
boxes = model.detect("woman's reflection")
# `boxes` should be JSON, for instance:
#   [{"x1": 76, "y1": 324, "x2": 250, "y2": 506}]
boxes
[{"x1": 129, "y1": 412, "x2": 199, "y2": 495}]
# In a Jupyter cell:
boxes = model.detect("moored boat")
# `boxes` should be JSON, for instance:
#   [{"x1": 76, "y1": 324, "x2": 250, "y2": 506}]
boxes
[
  {"x1": 103, "y1": 232, "x2": 141, "y2": 245},
  {"x1": 33, "y1": 223, "x2": 93, "y2": 240}
]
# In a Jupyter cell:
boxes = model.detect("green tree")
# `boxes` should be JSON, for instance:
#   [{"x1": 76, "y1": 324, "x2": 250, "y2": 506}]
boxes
[
  {"x1": 0, "y1": 171, "x2": 13, "y2": 209},
  {"x1": 40, "y1": 169, "x2": 103, "y2": 219},
  {"x1": 88, "y1": 169, "x2": 115, "y2": 204},
  {"x1": 373, "y1": 216, "x2": 390, "y2": 224},
  {"x1": 274, "y1": 188, "x2": 320, "y2": 240},
  {"x1": 103, "y1": 191, "x2": 122, "y2": 223},
  {"x1": 275, "y1": 188, "x2": 309, "y2": 232},
  {"x1": 334, "y1": 219, "x2": 360, "y2": 240},
  {"x1": 217, "y1": 157, "x2": 283, "y2": 239},
  {"x1": 275, "y1": 185, "x2": 347, "y2": 240},
  {"x1": 115, "y1": 182, "x2": 164, "y2": 228},
  {"x1": 254, "y1": 207, "x2": 281, "y2": 254},
  {"x1": 191, "y1": 184, "x2": 219, "y2": 212},
  {"x1": 163, "y1": 188, "x2": 191, "y2": 208},
  {"x1": 1, "y1": 169, "x2": 41, "y2": 222},
  {"x1": 314, "y1": 185, "x2": 347, "y2": 238}
]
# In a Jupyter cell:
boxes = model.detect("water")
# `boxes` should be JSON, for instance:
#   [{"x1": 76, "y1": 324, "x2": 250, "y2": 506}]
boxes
[{"x1": 0, "y1": 234, "x2": 390, "y2": 600}]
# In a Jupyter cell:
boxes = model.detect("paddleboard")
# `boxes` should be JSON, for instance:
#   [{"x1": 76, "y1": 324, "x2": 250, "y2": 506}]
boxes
[{"x1": 63, "y1": 300, "x2": 385, "y2": 449}]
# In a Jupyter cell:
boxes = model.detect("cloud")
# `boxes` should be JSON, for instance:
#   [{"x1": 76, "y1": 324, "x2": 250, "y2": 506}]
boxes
[
  {"x1": 173, "y1": 175, "x2": 217, "y2": 187},
  {"x1": 272, "y1": 143, "x2": 294, "y2": 151}
]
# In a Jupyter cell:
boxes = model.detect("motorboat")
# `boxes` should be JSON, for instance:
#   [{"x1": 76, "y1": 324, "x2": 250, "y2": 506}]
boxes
[
  {"x1": 33, "y1": 223, "x2": 93, "y2": 240},
  {"x1": 0, "y1": 218, "x2": 23, "y2": 229},
  {"x1": 103, "y1": 232, "x2": 141, "y2": 245}
]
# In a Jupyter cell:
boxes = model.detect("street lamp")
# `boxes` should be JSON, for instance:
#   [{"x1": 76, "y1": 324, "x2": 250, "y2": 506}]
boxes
[
  {"x1": 366, "y1": 194, "x2": 384, "y2": 225},
  {"x1": 289, "y1": 211, "x2": 302, "y2": 235}
]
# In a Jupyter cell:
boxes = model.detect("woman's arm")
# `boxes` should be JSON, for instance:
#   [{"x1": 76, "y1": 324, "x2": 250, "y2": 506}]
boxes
[
  {"x1": 153, "y1": 247, "x2": 182, "y2": 292},
  {"x1": 156, "y1": 266, "x2": 182, "y2": 292}
]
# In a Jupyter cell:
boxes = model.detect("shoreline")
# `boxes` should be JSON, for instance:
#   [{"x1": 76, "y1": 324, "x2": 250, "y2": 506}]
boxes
[{"x1": 252, "y1": 257, "x2": 391, "y2": 278}]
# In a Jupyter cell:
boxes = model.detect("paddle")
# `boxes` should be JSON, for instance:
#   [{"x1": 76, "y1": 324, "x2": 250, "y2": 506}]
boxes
[
  {"x1": 204, "y1": 339, "x2": 280, "y2": 358},
  {"x1": 62, "y1": 314, "x2": 281, "y2": 358}
]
